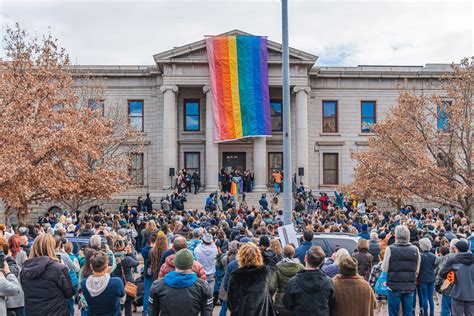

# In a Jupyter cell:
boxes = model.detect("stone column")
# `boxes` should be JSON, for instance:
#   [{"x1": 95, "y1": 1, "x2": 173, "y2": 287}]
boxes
[
  {"x1": 204, "y1": 85, "x2": 219, "y2": 192},
  {"x1": 293, "y1": 86, "x2": 311, "y2": 185},
  {"x1": 253, "y1": 137, "x2": 267, "y2": 192},
  {"x1": 160, "y1": 85, "x2": 179, "y2": 189}
]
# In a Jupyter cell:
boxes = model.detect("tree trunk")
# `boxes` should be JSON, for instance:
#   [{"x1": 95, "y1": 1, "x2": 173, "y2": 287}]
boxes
[
  {"x1": 17, "y1": 204, "x2": 28, "y2": 224},
  {"x1": 3, "y1": 206, "x2": 10, "y2": 226}
]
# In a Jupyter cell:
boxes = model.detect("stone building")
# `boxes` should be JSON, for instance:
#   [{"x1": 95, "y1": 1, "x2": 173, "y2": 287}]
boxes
[{"x1": 70, "y1": 29, "x2": 451, "y2": 206}]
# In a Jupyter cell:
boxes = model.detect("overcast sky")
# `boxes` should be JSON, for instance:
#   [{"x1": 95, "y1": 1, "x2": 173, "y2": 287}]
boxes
[{"x1": 1, "y1": 0, "x2": 472, "y2": 66}]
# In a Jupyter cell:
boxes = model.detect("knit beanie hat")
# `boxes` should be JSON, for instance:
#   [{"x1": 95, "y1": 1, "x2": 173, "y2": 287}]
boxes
[
  {"x1": 455, "y1": 240, "x2": 469, "y2": 253},
  {"x1": 173, "y1": 249, "x2": 194, "y2": 270},
  {"x1": 339, "y1": 257, "x2": 358, "y2": 276}
]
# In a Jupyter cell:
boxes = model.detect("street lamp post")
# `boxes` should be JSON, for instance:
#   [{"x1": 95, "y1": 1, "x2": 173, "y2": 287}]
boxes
[{"x1": 281, "y1": 0, "x2": 292, "y2": 225}]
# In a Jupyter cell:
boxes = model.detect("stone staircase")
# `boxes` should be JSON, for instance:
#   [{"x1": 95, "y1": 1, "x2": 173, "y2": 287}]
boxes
[{"x1": 182, "y1": 191, "x2": 274, "y2": 210}]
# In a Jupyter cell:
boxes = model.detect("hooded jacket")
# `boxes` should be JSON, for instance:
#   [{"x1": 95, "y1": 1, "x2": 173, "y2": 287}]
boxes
[
  {"x1": 20, "y1": 256, "x2": 74, "y2": 316},
  {"x1": 81, "y1": 276, "x2": 125, "y2": 316},
  {"x1": 159, "y1": 254, "x2": 206, "y2": 280},
  {"x1": 282, "y1": 269, "x2": 334, "y2": 316},
  {"x1": 269, "y1": 259, "x2": 304, "y2": 316},
  {"x1": 228, "y1": 265, "x2": 276, "y2": 316},
  {"x1": 0, "y1": 272, "x2": 21, "y2": 316},
  {"x1": 194, "y1": 242, "x2": 218, "y2": 275},
  {"x1": 440, "y1": 253, "x2": 474, "y2": 301},
  {"x1": 148, "y1": 271, "x2": 213, "y2": 316}
]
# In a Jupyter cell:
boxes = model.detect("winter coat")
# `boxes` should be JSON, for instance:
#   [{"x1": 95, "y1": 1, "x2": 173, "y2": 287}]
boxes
[
  {"x1": 148, "y1": 271, "x2": 213, "y2": 316},
  {"x1": 321, "y1": 262, "x2": 340, "y2": 278},
  {"x1": 228, "y1": 265, "x2": 276, "y2": 316},
  {"x1": 158, "y1": 254, "x2": 206, "y2": 280},
  {"x1": 20, "y1": 256, "x2": 75, "y2": 316},
  {"x1": 331, "y1": 275, "x2": 376, "y2": 316},
  {"x1": 294, "y1": 241, "x2": 312, "y2": 265},
  {"x1": 440, "y1": 253, "x2": 474, "y2": 301},
  {"x1": 283, "y1": 269, "x2": 334, "y2": 316},
  {"x1": 269, "y1": 259, "x2": 304, "y2": 316},
  {"x1": 352, "y1": 250, "x2": 373, "y2": 280},
  {"x1": 0, "y1": 273, "x2": 21, "y2": 316},
  {"x1": 5, "y1": 256, "x2": 24, "y2": 309},
  {"x1": 262, "y1": 250, "x2": 282, "y2": 268},
  {"x1": 368, "y1": 240, "x2": 381, "y2": 264},
  {"x1": 111, "y1": 254, "x2": 138, "y2": 284},
  {"x1": 81, "y1": 276, "x2": 125, "y2": 316},
  {"x1": 194, "y1": 243, "x2": 218, "y2": 276},
  {"x1": 419, "y1": 251, "x2": 436, "y2": 283}
]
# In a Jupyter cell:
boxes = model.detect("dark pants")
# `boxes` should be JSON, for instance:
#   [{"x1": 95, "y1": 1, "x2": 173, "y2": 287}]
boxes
[
  {"x1": 194, "y1": 183, "x2": 201, "y2": 194},
  {"x1": 7, "y1": 307, "x2": 25, "y2": 316},
  {"x1": 388, "y1": 290, "x2": 414, "y2": 316},
  {"x1": 123, "y1": 296, "x2": 133, "y2": 316},
  {"x1": 452, "y1": 299, "x2": 474, "y2": 316}
]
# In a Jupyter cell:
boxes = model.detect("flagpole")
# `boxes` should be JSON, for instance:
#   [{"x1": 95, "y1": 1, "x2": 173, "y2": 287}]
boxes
[{"x1": 281, "y1": 0, "x2": 292, "y2": 226}]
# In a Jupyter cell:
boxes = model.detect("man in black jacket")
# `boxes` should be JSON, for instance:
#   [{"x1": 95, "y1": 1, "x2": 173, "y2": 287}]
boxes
[
  {"x1": 149, "y1": 249, "x2": 212, "y2": 316},
  {"x1": 283, "y1": 246, "x2": 334, "y2": 316},
  {"x1": 192, "y1": 170, "x2": 201, "y2": 194}
]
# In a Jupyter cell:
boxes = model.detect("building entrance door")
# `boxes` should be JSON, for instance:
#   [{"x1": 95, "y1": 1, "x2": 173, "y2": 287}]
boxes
[{"x1": 222, "y1": 152, "x2": 246, "y2": 172}]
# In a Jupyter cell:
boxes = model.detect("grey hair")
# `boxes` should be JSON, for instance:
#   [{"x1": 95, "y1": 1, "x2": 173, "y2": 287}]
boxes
[
  {"x1": 394, "y1": 225, "x2": 410, "y2": 242},
  {"x1": 90, "y1": 235, "x2": 102, "y2": 248},
  {"x1": 419, "y1": 238, "x2": 432, "y2": 252},
  {"x1": 370, "y1": 232, "x2": 378, "y2": 241}
]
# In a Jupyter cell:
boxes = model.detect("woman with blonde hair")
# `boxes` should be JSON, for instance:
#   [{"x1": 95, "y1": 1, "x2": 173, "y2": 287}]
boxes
[
  {"x1": 20, "y1": 234, "x2": 75, "y2": 316},
  {"x1": 227, "y1": 243, "x2": 275, "y2": 316},
  {"x1": 322, "y1": 248, "x2": 350, "y2": 278},
  {"x1": 141, "y1": 220, "x2": 158, "y2": 249}
]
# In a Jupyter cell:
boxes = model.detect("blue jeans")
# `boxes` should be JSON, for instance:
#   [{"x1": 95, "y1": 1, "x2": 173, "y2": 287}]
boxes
[
  {"x1": 419, "y1": 282, "x2": 435, "y2": 316},
  {"x1": 275, "y1": 183, "x2": 280, "y2": 194},
  {"x1": 68, "y1": 298, "x2": 74, "y2": 316},
  {"x1": 219, "y1": 300, "x2": 227, "y2": 316},
  {"x1": 143, "y1": 277, "x2": 154, "y2": 315},
  {"x1": 387, "y1": 290, "x2": 414, "y2": 316},
  {"x1": 441, "y1": 295, "x2": 452, "y2": 316}
]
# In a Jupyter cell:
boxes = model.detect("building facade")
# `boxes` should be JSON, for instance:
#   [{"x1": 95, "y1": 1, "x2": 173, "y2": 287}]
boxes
[{"x1": 73, "y1": 30, "x2": 451, "y2": 200}]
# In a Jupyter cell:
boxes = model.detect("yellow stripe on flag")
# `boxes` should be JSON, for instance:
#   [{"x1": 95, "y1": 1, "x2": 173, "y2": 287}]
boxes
[{"x1": 228, "y1": 36, "x2": 243, "y2": 138}]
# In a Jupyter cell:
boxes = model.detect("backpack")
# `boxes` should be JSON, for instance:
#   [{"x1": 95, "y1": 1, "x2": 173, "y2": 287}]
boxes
[{"x1": 374, "y1": 272, "x2": 388, "y2": 296}]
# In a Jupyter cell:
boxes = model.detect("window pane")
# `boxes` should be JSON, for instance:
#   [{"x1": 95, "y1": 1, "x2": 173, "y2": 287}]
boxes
[
  {"x1": 271, "y1": 116, "x2": 282, "y2": 131},
  {"x1": 323, "y1": 118, "x2": 337, "y2": 133},
  {"x1": 361, "y1": 102, "x2": 375, "y2": 117},
  {"x1": 361, "y1": 117, "x2": 374, "y2": 132},
  {"x1": 185, "y1": 153, "x2": 199, "y2": 169},
  {"x1": 185, "y1": 102, "x2": 199, "y2": 115},
  {"x1": 129, "y1": 101, "x2": 143, "y2": 117},
  {"x1": 268, "y1": 153, "x2": 283, "y2": 182},
  {"x1": 323, "y1": 102, "x2": 337, "y2": 117},
  {"x1": 185, "y1": 116, "x2": 199, "y2": 131},
  {"x1": 323, "y1": 170, "x2": 338, "y2": 185},
  {"x1": 270, "y1": 102, "x2": 282, "y2": 115},
  {"x1": 323, "y1": 154, "x2": 337, "y2": 169},
  {"x1": 130, "y1": 117, "x2": 143, "y2": 130},
  {"x1": 437, "y1": 102, "x2": 450, "y2": 131}
]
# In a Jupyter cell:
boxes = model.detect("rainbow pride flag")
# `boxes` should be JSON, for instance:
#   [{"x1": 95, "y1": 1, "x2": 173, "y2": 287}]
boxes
[{"x1": 206, "y1": 35, "x2": 271, "y2": 142}]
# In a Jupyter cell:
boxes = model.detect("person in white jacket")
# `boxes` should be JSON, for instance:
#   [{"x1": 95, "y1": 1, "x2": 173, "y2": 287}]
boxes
[
  {"x1": 0, "y1": 262, "x2": 22, "y2": 316},
  {"x1": 194, "y1": 233, "x2": 218, "y2": 291}
]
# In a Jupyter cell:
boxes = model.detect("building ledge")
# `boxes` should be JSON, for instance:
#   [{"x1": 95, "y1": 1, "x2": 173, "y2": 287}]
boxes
[{"x1": 319, "y1": 132, "x2": 341, "y2": 136}]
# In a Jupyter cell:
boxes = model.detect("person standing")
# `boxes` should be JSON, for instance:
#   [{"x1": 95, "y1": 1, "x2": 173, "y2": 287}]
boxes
[
  {"x1": 269, "y1": 245, "x2": 304, "y2": 316},
  {"x1": 381, "y1": 225, "x2": 420, "y2": 316},
  {"x1": 148, "y1": 249, "x2": 213, "y2": 316},
  {"x1": 227, "y1": 243, "x2": 275, "y2": 316},
  {"x1": 418, "y1": 238, "x2": 436, "y2": 316},
  {"x1": 192, "y1": 170, "x2": 201, "y2": 194},
  {"x1": 294, "y1": 230, "x2": 314, "y2": 265},
  {"x1": 283, "y1": 246, "x2": 334, "y2": 316},
  {"x1": 21, "y1": 234, "x2": 75, "y2": 316},
  {"x1": 141, "y1": 233, "x2": 157, "y2": 316},
  {"x1": 81, "y1": 250, "x2": 125, "y2": 316},
  {"x1": 272, "y1": 170, "x2": 282, "y2": 195},
  {"x1": 0, "y1": 258, "x2": 21, "y2": 316},
  {"x1": 352, "y1": 238, "x2": 373, "y2": 280},
  {"x1": 194, "y1": 233, "x2": 218, "y2": 292},
  {"x1": 144, "y1": 193, "x2": 153, "y2": 213},
  {"x1": 330, "y1": 257, "x2": 376, "y2": 316},
  {"x1": 439, "y1": 240, "x2": 474, "y2": 316}
]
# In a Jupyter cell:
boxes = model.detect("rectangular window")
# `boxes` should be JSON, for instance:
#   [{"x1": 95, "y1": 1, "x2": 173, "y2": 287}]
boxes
[
  {"x1": 322, "y1": 101, "x2": 338, "y2": 133},
  {"x1": 268, "y1": 152, "x2": 283, "y2": 183},
  {"x1": 128, "y1": 100, "x2": 144, "y2": 132},
  {"x1": 270, "y1": 100, "x2": 283, "y2": 131},
  {"x1": 184, "y1": 152, "x2": 200, "y2": 175},
  {"x1": 361, "y1": 101, "x2": 376, "y2": 132},
  {"x1": 88, "y1": 99, "x2": 105, "y2": 115},
  {"x1": 323, "y1": 153, "x2": 338, "y2": 185},
  {"x1": 129, "y1": 153, "x2": 144, "y2": 185},
  {"x1": 184, "y1": 99, "x2": 200, "y2": 131},
  {"x1": 437, "y1": 101, "x2": 451, "y2": 132}
]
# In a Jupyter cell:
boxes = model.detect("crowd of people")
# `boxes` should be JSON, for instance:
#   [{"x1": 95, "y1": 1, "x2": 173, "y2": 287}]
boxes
[{"x1": 0, "y1": 187, "x2": 472, "y2": 316}]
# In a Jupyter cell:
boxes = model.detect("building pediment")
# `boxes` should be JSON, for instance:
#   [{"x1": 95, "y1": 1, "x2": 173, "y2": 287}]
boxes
[{"x1": 153, "y1": 29, "x2": 317, "y2": 72}]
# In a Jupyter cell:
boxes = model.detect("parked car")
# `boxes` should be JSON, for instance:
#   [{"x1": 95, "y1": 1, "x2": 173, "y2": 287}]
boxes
[{"x1": 308, "y1": 232, "x2": 360, "y2": 256}]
